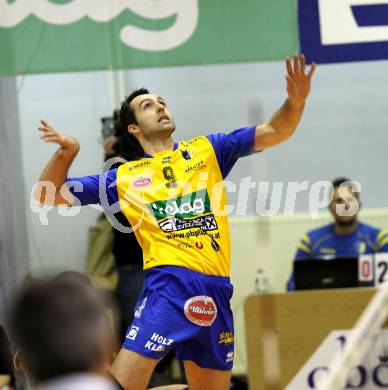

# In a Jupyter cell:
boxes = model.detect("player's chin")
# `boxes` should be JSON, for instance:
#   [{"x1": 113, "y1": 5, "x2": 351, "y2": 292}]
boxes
[
  {"x1": 160, "y1": 123, "x2": 175, "y2": 134},
  {"x1": 335, "y1": 215, "x2": 357, "y2": 226}
]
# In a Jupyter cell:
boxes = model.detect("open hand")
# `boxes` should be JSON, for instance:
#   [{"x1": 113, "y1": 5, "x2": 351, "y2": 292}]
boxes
[
  {"x1": 285, "y1": 54, "x2": 316, "y2": 108},
  {"x1": 38, "y1": 120, "x2": 80, "y2": 154}
]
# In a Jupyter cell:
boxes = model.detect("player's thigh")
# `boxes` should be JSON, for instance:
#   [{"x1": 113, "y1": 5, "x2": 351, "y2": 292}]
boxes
[
  {"x1": 183, "y1": 360, "x2": 231, "y2": 390},
  {"x1": 111, "y1": 348, "x2": 160, "y2": 390}
]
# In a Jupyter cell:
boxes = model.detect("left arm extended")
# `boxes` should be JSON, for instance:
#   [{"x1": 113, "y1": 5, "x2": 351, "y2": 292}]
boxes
[{"x1": 254, "y1": 54, "x2": 316, "y2": 151}]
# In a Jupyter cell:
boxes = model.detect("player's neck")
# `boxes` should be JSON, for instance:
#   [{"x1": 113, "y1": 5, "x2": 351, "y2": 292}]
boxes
[
  {"x1": 334, "y1": 220, "x2": 358, "y2": 236},
  {"x1": 141, "y1": 137, "x2": 175, "y2": 156}
]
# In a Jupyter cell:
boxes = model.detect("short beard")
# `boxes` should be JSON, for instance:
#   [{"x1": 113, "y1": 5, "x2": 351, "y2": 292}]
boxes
[{"x1": 335, "y1": 217, "x2": 357, "y2": 227}]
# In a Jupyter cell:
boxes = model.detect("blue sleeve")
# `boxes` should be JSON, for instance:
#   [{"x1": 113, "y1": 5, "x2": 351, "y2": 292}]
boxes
[
  {"x1": 206, "y1": 126, "x2": 256, "y2": 178},
  {"x1": 65, "y1": 168, "x2": 118, "y2": 206},
  {"x1": 376, "y1": 229, "x2": 388, "y2": 252}
]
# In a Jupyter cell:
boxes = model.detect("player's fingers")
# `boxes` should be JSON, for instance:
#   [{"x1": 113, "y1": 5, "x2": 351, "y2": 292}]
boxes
[
  {"x1": 300, "y1": 54, "x2": 306, "y2": 74},
  {"x1": 40, "y1": 134, "x2": 57, "y2": 139},
  {"x1": 38, "y1": 126, "x2": 50, "y2": 133},
  {"x1": 40, "y1": 133, "x2": 58, "y2": 140},
  {"x1": 43, "y1": 135, "x2": 61, "y2": 143},
  {"x1": 39, "y1": 120, "x2": 57, "y2": 134},
  {"x1": 307, "y1": 62, "x2": 317, "y2": 79},
  {"x1": 38, "y1": 128, "x2": 56, "y2": 138},
  {"x1": 285, "y1": 75, "x2": 296, "y2": 86},
  {"x1": 39, "y1": 125, "x2": 59, "y2": 137},
  {"x1": 38, "y1": 124, "x2": 54, "y2": 133},
  {"x1": 285, "y1": 57, "x2": 293, "y2": 77},
  {"x1": 39, "y1": 120, "x2": 51, "y2": 130},
  {"x1": 293, "y1": 53, "x2": 300, "y2": 75}
]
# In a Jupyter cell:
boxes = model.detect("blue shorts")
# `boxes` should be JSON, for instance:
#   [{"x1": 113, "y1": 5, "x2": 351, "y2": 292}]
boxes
[{"x1": 122, "y1": 266, "x2": 234, "y2": 371}]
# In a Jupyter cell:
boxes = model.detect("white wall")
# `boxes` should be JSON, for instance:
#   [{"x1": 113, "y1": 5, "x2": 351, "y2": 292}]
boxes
[
  {"x1": 0, "y1": 77, "x2": 29, "y2": 324},
  {"x1": 17, "y1": 71, "x2": 113, "y2": 274}
]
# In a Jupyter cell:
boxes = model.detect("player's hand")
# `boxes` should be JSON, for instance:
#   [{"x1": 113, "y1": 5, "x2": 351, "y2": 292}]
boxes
[
  {"x1": 38, "y1": 120, "x2": 80, "y2": 154},
  {"x1": 285, "y1": 53, "x2": 316, "y2": 108}
]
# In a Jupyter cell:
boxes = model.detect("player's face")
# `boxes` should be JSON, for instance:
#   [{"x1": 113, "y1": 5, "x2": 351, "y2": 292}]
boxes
[
  {"x1": 329, "y1": 187, "x2": 360, "y2": 225},
  {"x1": 130, "y1": 94, "x2": 176, "y2": 138}
]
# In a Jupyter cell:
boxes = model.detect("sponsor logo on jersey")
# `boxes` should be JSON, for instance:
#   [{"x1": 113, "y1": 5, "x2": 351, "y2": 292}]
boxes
[
  {"x1": 134, "y1": 297, "x2": 147, "y2": 318},
  {"x1": 144, "y1": 332, "x2": 174, "y2": 353},
  {"x1": 128, "y1": 160, "x2": 151, "y2": 170},
  {"x1": 147, "y1": 189, "x2": 211, "y2": 222},
  {"x1": 132, "y1": 176, "x2": 152, "y2": 188},
  {"x1": 186, "y1": 137, "x2": 201, "y2": 145},
  {"x1": 126, "y1": 325, "x2": 139, "y2": 340},
  {"x1": 319, "y1": 247, "x2": 336, "y2": 255},
  {"x1": 226, "y1": 351, "x2": 234, "y2": 363},
  {"x1": 181, "y1": 149, "x2": 196, "y2": 160},
  {"x1": 162, "y1": 156, "x2": 171, "y2": 164},
  {"x1": 184, "y1": 160, "x2": 207, "y2": 174},
  {"x1": 184, "y1": 295, "x2": 217, "y2": 326},
  {"x1": 178, "y1": 242, "x2": 195, "y2": 249},
  {"x1": 159, "y1": 214, "x2": 218, "y2": 233},
  {"x1": 219, "y1": 331, "x2": 234, "y2": 345},
  {"x1": 195, "y1": 242, "x2": 204, "y2": 249}
]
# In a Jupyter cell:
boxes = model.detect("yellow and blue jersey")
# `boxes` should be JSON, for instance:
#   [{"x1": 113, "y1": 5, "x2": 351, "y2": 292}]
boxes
[
  {"x1": 67, "y1": 127, "x2": 256, "y2": 277},
  {"x1": 287, "y1": 223, "x2": 388, "y2": 290}
]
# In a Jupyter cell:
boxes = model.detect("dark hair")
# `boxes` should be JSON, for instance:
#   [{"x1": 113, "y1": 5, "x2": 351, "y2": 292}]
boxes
[
  {"x1": 332, "y1": 177, "x2": 352, "y2": 189},
  {"x1": 54, "y1": 271, "x2": 93, "y2": 286},
  {"x1": 331, "y1": 176, "x2": 360, "y2": 199},
  {"x1": 118, "y1": 88, "x2": 150, "y2": 161},
  {"x1": 10, "y1": 277, "x2": 111, "y2": 382},
  {"x1": 120, "y1": 88, "x2": 149, "y2": 128}
]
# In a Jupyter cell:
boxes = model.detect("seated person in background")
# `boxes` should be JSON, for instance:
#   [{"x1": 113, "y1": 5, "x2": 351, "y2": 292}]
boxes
[
  {"x1": 287, "y1": 177, "x2": 388, "y2": 291},
  {"x1": 102, "y1": 129, "x2": 145, "y2": 341},
  {"x1": 10, "y1": 275, "x2": 118, "y2": 390}
]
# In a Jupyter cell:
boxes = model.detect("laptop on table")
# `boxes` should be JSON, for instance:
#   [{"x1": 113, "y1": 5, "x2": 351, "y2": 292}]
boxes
[{"x1": 293, "y1": 256, "x2": 361, "y2": 291}]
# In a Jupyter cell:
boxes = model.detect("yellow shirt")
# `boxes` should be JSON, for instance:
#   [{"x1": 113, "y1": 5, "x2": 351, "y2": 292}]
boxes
[
  {"x1": 116, "y1": 136, "x2": 231, "y2": 276},
  {"x1": 67, "y1": 127, "x2": 256, "y2": 277}
]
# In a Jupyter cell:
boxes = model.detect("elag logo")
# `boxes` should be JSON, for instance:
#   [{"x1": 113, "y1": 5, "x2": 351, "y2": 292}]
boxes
[
  {"x1": 147, "y1": 189, "x2": 211, "y2": 222},
  {"x1": 298, "y1": 0, "x2": 388, "y2": 63},
  {"x1": 184, "y1": 296, "x2": 217, "y2": 327}
]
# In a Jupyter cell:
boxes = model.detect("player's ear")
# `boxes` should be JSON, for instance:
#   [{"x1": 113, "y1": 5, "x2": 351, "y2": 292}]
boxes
[
  {"x1": 128, "y1": 124, "x2": 140, "y2": 136},
  {"x1": 328, "y1": 200, "x2": 335, "y2": 216}
]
